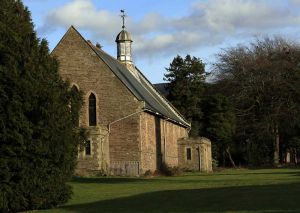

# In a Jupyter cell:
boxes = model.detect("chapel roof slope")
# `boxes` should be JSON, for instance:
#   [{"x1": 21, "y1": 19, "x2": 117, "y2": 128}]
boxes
[
  {"x1": 58, "y1": 26, "x2": 191, "y2": 128},
  {"x1": 91, "y1": 46, "x2": 190, "y2": 127}
]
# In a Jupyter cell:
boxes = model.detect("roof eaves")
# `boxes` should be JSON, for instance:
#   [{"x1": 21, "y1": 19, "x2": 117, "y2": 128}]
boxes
[
  {"x1": 135, "y1": 66, "x2": 191, "y2": 127},
  {"x1": 143, "y1": 109, "x2": 190, "y2": 128}
]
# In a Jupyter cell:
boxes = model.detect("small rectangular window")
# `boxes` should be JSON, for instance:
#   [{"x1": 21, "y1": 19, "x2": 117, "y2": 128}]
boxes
[
  {"x1": 186, "y1": 148, "x2": 191, "y2": 160},
  {"x1": 85, "y1": 141, "x2": 91, "y2": 156}
]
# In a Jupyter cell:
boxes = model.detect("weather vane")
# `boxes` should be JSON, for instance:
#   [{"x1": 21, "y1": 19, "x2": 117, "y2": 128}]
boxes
[{"x1": 120, "y1": 9, "x2": 126, "y2": 29}]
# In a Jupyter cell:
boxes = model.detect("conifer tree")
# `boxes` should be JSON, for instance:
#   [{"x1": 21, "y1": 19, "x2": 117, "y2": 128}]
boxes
[
  {"x1": 201, "y1": 94, "x2": 236, "y2": 167},
  {"x1": 164, "y1": 55, "x2": 206, "y2": 136},
  {"x1": 0, "y1": 0, "x2": 83, "y2": 211}
]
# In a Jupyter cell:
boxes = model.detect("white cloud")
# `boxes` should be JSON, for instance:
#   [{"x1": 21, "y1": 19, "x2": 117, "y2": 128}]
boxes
[
  {"x1": 193, "y1": 0, "x2": 298, "y2": 32},
  {"x1": 133, "y1": 13, "x2": 166, "y2": 35},
  {"x1": 42, "y1": 0, "x2": 300, "y2": 59},
  {"x1": 44, "y1": 0, "x2": 119, "y2": 40}
]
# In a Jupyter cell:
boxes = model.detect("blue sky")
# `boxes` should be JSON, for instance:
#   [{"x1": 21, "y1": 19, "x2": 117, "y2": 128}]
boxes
[{"x1": 24, "y1": 0, "x2": 300, "y2": 83}]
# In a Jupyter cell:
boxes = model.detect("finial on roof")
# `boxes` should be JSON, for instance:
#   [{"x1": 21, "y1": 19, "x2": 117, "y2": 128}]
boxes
[
  {"x1": 120, "y1": 9, "x2": 126, "y2": 29},
  {"x1": 96, "y1": 42, "x2": 102, "y2": 49}
]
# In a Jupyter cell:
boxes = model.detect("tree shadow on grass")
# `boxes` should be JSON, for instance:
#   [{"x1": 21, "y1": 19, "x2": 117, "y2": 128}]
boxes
[
  {"x1": 71, "y1": 176, "x2": 152, "y2": 184},
  {"x1": 70, "y1": 169, "x2": 300, "y2": 185},
  {"x1": 61, "y1": 182, "x2": 300, "y2": 213},
  {"x1": 70, "y1": 176, "x2": 226, "y2": 187},
  {"x1": 208, "y1": 171, "x2": 300, "y2": 176}
]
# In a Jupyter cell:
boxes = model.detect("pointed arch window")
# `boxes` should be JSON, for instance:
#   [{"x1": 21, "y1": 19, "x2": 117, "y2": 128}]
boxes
[
  {"x1": 71, "y1": 85, "x2": 80, "y2": 126},
  {"x1": 89, "y1": 93, "x2": 96, "y2": 126}
]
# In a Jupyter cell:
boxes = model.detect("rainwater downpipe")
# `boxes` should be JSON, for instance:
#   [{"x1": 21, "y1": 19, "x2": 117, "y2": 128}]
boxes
[{"x1": 162, "y1": 117, "x2": 171, "y2": 163}]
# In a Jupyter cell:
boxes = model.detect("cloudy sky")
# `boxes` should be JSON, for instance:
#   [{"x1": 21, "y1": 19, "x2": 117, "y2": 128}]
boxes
[{"x1": 24, "y1": 0, "x2": 300, "y2": 83}]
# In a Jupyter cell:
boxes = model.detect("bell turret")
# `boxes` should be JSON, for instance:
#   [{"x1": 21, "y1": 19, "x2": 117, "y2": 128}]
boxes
[{"x1": 116, "y1": 10, "x2": 133, "y2": 64}]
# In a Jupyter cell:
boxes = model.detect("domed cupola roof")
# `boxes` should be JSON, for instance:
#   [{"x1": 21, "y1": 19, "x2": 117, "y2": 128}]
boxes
[{"x1": 115, "y1": 30, "x2": 132, "y2": 42}]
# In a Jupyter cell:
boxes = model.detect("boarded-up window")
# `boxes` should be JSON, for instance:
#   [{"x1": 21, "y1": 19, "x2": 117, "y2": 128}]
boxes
[
  {"x1": 89, "y1": 93, "x2": 96, "y2": 126},
  {"x1": 186, "y1": 148, "x2": 191, "y2": 160}
]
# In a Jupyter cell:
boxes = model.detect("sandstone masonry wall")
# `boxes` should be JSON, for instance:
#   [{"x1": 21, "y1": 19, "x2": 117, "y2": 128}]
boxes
[
  {"x1": 178, "y1": 138, "x2": 212, "y2": 172},
  {"x1": 52, "y1": 27, "x2": 190, "y2": 176},
  {"x1": 140, "y1": 112, "x2": 188, "y2": 173},
  {"x1": 160, "y1": 119, "x2": 188, "y2": 167},
  {"x1": 76, "y1": 126, "x2": 109, "y2": 175},
  {"x1": 52, "y1": 27, "x2": 143, "y2": 175},
  {"x1": 140, "y1": 113, "x2": 158, "y2": 173}
]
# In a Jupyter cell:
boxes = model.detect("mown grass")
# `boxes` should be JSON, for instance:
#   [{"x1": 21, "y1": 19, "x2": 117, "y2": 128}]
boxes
[{"x1": 35, "y1": 167, "x2": 300, "y2": 213}]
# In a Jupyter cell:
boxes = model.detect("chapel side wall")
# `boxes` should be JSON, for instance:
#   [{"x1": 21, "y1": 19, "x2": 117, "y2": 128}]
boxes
[
  {"x1": 160, "y1": 119, "x2": 188, "y2": 167},
  {"x1": 109, "y1": 114, "x2": 140, "y2": 162},
  {"x1": 139, "y1": 113, "x2": 188, "y2": 173},
  {"x1": 140, "y1": 113, "x2": 158, "y2": 173},
  {"x1": 52, "y1": 27, "x2": 143, "y2": 175}
]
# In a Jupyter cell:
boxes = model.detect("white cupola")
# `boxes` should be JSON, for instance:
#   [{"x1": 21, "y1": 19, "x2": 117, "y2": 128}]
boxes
[{"x1": 115, "y1": 10, "x2": 133, "y2": 64}]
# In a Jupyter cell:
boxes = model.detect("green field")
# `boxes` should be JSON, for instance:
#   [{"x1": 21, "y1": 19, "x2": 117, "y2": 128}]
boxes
[{"x1": 36, "y1": 168, "x2": 300, "y2": 213}]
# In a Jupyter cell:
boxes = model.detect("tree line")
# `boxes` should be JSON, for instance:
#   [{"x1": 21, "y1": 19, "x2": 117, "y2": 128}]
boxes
[{"x1": 164, "y1": 38, "x2": 300, "y2": 167}]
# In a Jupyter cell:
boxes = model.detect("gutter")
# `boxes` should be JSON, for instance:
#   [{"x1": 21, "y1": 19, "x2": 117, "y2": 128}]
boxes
[{"x1": 143, "y1": 109, "x2": 191, "y2": 128}]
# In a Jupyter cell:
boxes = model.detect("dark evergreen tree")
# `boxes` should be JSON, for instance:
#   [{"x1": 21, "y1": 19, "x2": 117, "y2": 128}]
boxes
[
  {"x1": 0, "y1": 0, "x2": 83, "y2": 211},
  {"x1": 201, "y1": 94, "x2": 236, "y2": 167},
  {"x1": 164, "y1": 55, "x2": 206, "y2": 136}
]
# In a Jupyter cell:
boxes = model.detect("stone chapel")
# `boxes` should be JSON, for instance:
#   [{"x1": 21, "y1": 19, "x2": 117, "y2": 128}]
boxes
[{"x1": 51, "y1": 16, "x2": 212, "y2": 176}]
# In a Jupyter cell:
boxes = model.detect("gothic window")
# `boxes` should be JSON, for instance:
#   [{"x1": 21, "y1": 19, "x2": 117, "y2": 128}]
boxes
[
  {"x1": 186, "y1": 148, "x2": 192, "y2": 160},
  {"x1": 85, "y1": 140, "x2": 91, "y2": 155},
  {"x1": 71, "y1": 85, "x2": 80, "y2": 126},
  {"x1": 89, "y1": 93, "x2": 96, "y2": 126}
]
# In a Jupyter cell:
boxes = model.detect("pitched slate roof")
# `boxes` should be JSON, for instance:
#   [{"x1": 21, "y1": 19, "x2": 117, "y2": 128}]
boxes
[{"x1": 62, "y1": 26, "x2": 190, "y2": 128}]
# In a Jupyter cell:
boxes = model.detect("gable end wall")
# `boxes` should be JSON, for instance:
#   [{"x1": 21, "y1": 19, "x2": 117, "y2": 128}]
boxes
[{"x1": 52, "y1": 27, "x2": 143, "y2": 175}]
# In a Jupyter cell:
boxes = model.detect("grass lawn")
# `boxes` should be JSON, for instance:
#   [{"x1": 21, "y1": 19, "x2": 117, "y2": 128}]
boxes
[{"x1": 35, "y1": 167, "x2": 300, "y2": 213}]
